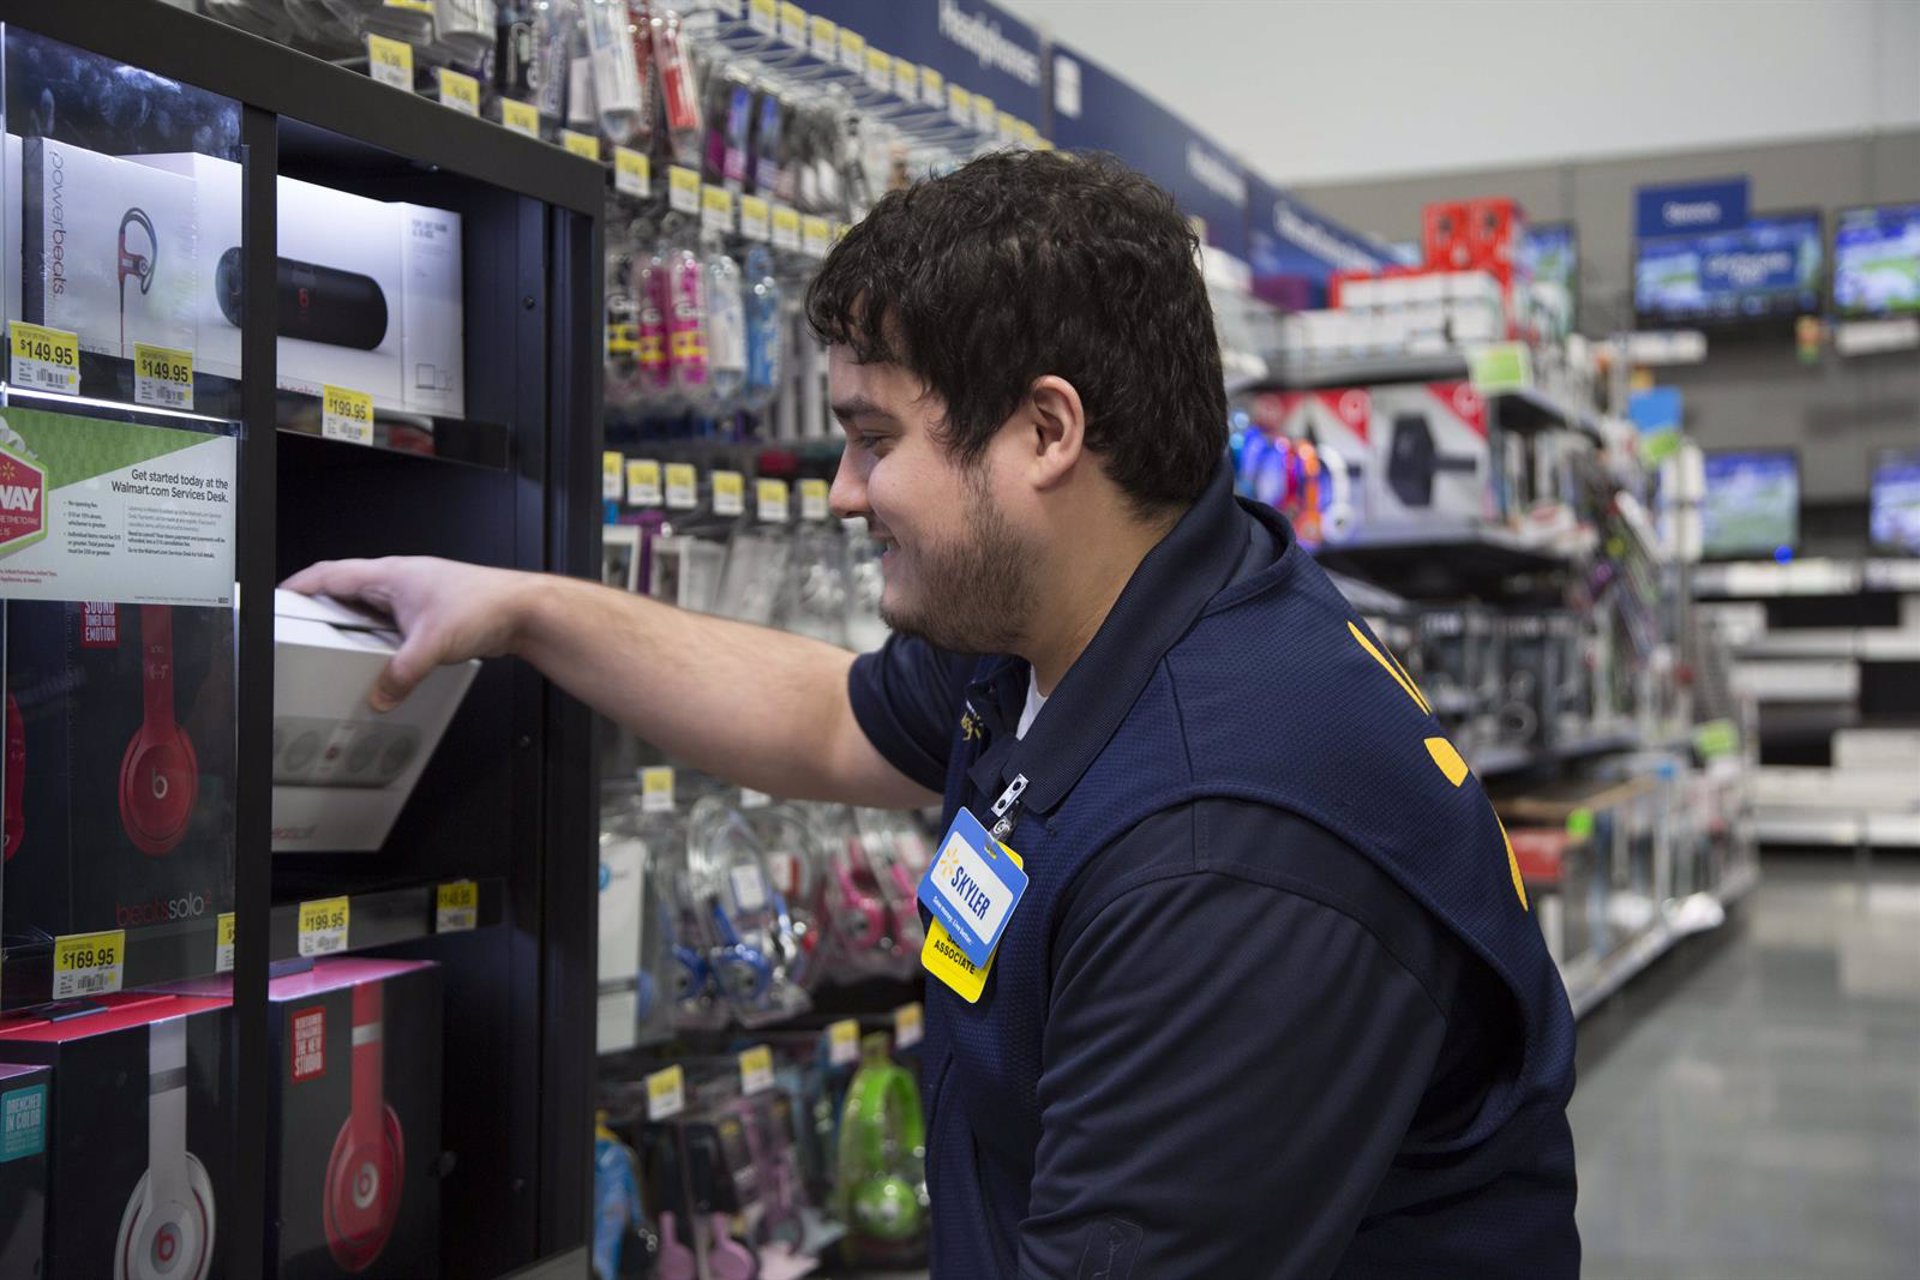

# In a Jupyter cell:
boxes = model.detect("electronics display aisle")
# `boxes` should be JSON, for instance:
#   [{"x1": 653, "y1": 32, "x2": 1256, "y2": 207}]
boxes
[{"x1": 0, "y1": 1, "x2": 605, "y2": 1275}]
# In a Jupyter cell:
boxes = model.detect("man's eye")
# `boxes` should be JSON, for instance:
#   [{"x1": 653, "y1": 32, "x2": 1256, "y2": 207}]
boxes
[{"x1": 855, "y1": 434, "x2": 887, "y2": 452}]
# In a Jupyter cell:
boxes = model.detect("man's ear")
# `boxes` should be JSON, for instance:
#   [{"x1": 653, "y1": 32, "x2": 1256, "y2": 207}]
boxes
[{"x1": 1027, "y1": 375, "x2": 1086, "y2": 492}]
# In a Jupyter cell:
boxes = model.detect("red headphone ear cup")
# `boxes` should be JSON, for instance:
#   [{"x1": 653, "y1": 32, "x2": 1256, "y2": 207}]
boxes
[
  {"x1": 323, "y1": 1104, "x2": 405, "y2": 1273},
  {"x1": 119, "y1": 727, "x2": 198, "y2": 856}
]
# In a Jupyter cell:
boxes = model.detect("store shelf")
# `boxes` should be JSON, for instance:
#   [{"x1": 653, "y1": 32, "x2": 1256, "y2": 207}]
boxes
[
  {"x1": 1564, "y1": 862, "x2": 1761, "y2": 1020},
  {"x1": 1470, "y1": 726, "x2": 1643, "y2": 779},
  {"x1": 1735, "y1": 628, "x2": 1920, "y2": 661},
  {"x1": 1688, "y1": 559, "x2": 1920, "y2": 599},
  {"x1": 1492, "y1": 386, "x2": 1605, "y2": 443},
  {"x1": 1752, "y1": 809, "x2": 1920, "y2": 848},
  {"x1": 275, "y1": 390, "x2": 513, "y2": 470},
  {"x1": 1258, "y1": 351, "x2": 1472, "y2": 391},
  {"x1": 1313, "y1": 519, "x2": 1575, "y2": 597},
  {"x1": 267, "y1": 875, "x2": 507, "y2": 961}
]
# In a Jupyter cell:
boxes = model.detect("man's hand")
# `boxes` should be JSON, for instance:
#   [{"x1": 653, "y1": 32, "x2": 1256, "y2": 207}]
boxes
[{"x1": 283, "y1": 557, "x2": 539, "y2": 711}]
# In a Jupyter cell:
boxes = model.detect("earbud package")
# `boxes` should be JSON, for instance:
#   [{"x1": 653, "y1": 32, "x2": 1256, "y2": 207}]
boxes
[
  {"x1": 271, "y1": 589, "x2": 479, "y2": 853},
  {"x1": 2, "y1": 599, "x2": 237, "y2": 1004},
  {"x1": 0, "y1": 1061, "x2": 50, "y2": 1279},
  {"x1": 265, "y1": 958, "x2": 442, "y2": 1279},
  {"x1": 20, "y1": 137, "x2": 199, "y2": 359},
  {"x1": 0, "y1": 993, "x2": 234, "y2": 1279}
]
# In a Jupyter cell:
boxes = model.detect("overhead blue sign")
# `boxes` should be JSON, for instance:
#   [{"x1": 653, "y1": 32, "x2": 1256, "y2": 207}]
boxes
[
  {"x1": 1046, "y1": 43, "x2": 1250, "y2": 259},
  {"x1": 804, "y1": 0, "x2": 1047, "y2": 126},
  {"x1": 1246, "y1": 175, "x2": 1393, "y2": 307},
  {"x1": 1635, "y1": 177, "x2": 1750, "y2": 239}
]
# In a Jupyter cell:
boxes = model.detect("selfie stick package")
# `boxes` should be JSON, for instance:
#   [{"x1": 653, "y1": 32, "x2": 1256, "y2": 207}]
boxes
[{"x1": 271, "y1": 590, "x2": 478, "y2": 853}]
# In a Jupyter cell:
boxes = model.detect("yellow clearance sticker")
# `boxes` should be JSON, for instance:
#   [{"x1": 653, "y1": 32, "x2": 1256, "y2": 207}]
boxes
[{"x1": 922, "y1": 844, "x2": 1022, "y2": 1002}]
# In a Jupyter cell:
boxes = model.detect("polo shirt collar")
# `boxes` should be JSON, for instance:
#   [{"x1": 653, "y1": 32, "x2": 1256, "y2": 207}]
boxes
[{"x1": 965, "y1": 459, "x2": 1256, "y2": 816}]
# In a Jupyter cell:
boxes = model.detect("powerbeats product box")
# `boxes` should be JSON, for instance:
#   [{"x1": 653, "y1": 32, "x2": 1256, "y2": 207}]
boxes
[
  {"x1": 269, "y1": 959, "x2": 441, "y2": 1279},
  {"x1": 20, "y1": 138, "x2": 199, "y2": 360},
  {"x1": 0, "y1": 1061, "x2": 51, "y2": 1279},
  {"x1": 3, "y1": 601, "x2": 236, "y2": 997},
  {"x1": 272, "y1": 590, "x2": 478, "y2": 853},
  {"x1": 1366, "y1": 381, "x2": 1497, "y2": 525},
  {"x1": 0, "y1": 993, "x2": 234, "y2": 1279}
]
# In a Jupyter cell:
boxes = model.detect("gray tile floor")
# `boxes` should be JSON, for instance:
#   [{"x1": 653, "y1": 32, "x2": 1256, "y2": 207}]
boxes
[{"x1": 1571, "y1": 854, "x2": 1920, "y2": 1279}]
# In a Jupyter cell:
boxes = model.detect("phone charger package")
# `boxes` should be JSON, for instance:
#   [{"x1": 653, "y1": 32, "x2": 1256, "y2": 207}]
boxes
[
  {"x1": 0, "y1": 1061, "x2": 50, "y2": 1279},
  {"x1": 21, "y1": 138, "x2": 199, "y2": 359},
  {"x1": 3, "y1": 601, "x2": 237, "y2": 1001},
  {"x1": 0, "y1": 994, "x2": 234, "y2": 1280},
  {"x1": 272, "y1": 590, "x2": 478, "y2": 853},
  {"x1": 396, "y1": 203, "x2": 465, "y2": 417}
]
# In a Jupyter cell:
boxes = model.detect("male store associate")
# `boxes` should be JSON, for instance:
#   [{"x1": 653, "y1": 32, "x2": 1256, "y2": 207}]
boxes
[{"x1": 289, "y1": 152, "x2": 1579, "y2": 1278}]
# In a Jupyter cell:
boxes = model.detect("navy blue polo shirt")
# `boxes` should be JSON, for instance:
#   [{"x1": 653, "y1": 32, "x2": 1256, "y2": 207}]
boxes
[{"x1": 849, "y1": 465, "x2": 1577, "y2": 1277}]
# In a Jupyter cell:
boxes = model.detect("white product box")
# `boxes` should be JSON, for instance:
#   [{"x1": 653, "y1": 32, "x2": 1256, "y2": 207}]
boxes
[
  {"x1": 276, "y1": 176, "x2": 405, "y2": 407},
  {"x1": 396, "y1": 202, "x2": 465, "y2": 416},
  {"x1": 598, "y1": 833, "x2": 646, "y2": 983},
  {"x1": 1367, "y1": 381, "x2": 1495, "y2": 524},
  {"x1": 271, "y1": 589, "x2": 479, "y2": 852},
  {"x1": 21, "y1": 138, "x2": 198, "y2": 358},
  {"x1": 129, "y1": 151, "x2": 242, "y2": 377},
  {"x1": 1832, "y1": 729, "x2": 1920, "y2": 772}
]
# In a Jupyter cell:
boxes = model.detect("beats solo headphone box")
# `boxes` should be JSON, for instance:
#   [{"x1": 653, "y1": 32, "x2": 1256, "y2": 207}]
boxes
[
  {"x1": 19, "y1": 137, "x2": 199, "y2": 360},
  {"x1": 271, "y1": 958, "x2": 441, "y2": 1278},
  {"x1": 0, "y1": 993, "x2": 234, "y2": 1279},
  {"x1": 0, "y1": 1060, "x2": 51, "y2": 1278},
  {"x1": 1366, "y1": 381, "x2": 1497, "y2": 526},
  {"x1": 3, "y1": 600, "x2": 236, "y2": 992},
  {"x1": 272, "y1": 590, "x2": 478, "y2": 853}
]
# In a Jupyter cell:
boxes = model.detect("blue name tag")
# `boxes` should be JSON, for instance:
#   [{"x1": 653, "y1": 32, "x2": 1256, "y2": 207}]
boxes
[{"x1": 918, "y1": 808, "x2": 1030, "y2": 968}]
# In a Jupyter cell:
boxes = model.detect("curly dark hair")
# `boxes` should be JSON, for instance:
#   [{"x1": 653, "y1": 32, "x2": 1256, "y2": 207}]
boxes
[{"x1": 805, "y1": 149, "x2": 1227, "y2": 515}]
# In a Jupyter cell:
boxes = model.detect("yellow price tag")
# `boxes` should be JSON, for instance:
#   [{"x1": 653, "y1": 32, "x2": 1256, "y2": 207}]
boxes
[
  {"x1": 755, "y1": 477, "x2": 790, "y2": 523},
  {"x1": 771, "y1": 204, "x2": 802, "y2": 252},
  {"x1": 385, "y1": 0, "x2": 434, "y2": 10},
  {"x1": 827, "y1": 1019, "x2": 860, "y2": 1066},
  {"x1": 712, "y1": 469, "x2": 746, "y2": 517},
  {"x1": 561, "y1": 129, "x2": 601, "y2": 161},
  {"x1": 10, "y1": 321, "x2": 80, "y2": 396},
  {"x1": 52, "y1": 929, "x2": 125, "y2": 1000},
  {"x1": 626, "y1": 458, "x2": 662, "y2": 506},
  {"x1": 921, "y1": 66, "x2": 944, "y2": 110},
  {"x1": 298, "y1": 896, "x2": 351, "y2": 957},
  {"x1": 948, "y1": 83, "x2": 973, "y2": 127},
  {"x1": 701, "y1": 184, "x2": 735, "y2": 235},
  {"x1": 739, "y1": 195, "x2": 771, "y2": 242},
  {"x1": 602, "y1": 450, "x2": 625, "y2": 501},
  {"x1": 668, "y1": 165, "x2": 701, "y2": 215},
  {"x1": 865, "y1": 46, "x2": 892, "y2": 92},
  {"x1": 646, "y1": 1064, "x2": 687, "y2": 1119},
  {"x1": 438, "y1": 67, "x2": 480, "y2": 116},
  {"x1": 501, "y1": 98, "x2": 540, "y2": 138},
  {"x1": 614, "y1": 146, "x2": 651, "y2": 198},
  {"x1": 809, "y1": 13, "x2": 837, "y2": 59},
  {"x1": 436, "y1": 880, "x2": 479, "y2": 933},
  {"x1": 748, "y1": 0, "x2": 777, "y2": 35},
  {"x1": 216, "y1": 912, "x2": 237, "y2": 975},
  {"x1": 1016, "y1": 120, "x2": 1041, "y2": 148},
  {"x1": 798, "y1": 477, "x2": 830, "y2": 521},
  {"x1": 802, "y1": 215, "x2": 831, "y2": 259},
  {"x1": 837, "y1": 26, "x2": 866, "y2": 74},
  {"x1": 997, "y1": 110, "x2": 1017, "y2": 141},
  {"x1": 132, "y1": 342, "x2": 194, "y2": 411},
  {"x1": 831, "y1": 221, "x2": 850, "y2": 246},
  {"x1": 973, "y1": 94, "x2": 996, "y2": 135},
  {"x1": 366, "y1": 33, "x2": 414, "y2": 92},
  {"x1": 664, "y1": 462, "x2": 698, "y2": 510},
  {"x1": 641, "y1": 765, "x2": 676, "y2": 813},
  {"x1": 739, "y1": 1045, "x2": 775, "y2": 1095},
  {"x1": 893, "y1": 57, "x2": 919, "y2": 100},
  {"x1": 923, "y1": 845, "x2": 1022, "y2": 1003},
  {"x1": 894, "y1": 1002, "x2": 925, "y2": 1049},
  {"x1": 779, "y1": 1, "x2": 806, "y2": 44},
  {"x1": 321, "y1": 384, "x2": 374, "y2": 445}
]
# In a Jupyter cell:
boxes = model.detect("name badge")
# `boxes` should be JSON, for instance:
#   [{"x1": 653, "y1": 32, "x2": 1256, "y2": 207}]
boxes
[
  {"x1": 923, "y1": 845, "x2": 1023, "y2": 1003},
  {"x1": 918, "y1": 808, "x2": 1028, "y2": 968}
]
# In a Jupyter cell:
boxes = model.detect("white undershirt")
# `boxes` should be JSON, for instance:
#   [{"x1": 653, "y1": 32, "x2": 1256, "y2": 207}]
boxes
[{"x1": 1016, "y1": 670, "x2": 1049, "y2": 740}]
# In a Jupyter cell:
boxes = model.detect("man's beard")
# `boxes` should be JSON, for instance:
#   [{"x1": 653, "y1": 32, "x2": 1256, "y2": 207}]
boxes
[{"x1": 879, "y1": 477, "x2": 1034, "y2": 655}]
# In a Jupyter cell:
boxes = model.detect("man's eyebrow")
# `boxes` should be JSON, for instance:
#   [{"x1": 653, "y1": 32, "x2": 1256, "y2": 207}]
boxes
[{"x1": 831, "y1": 396, "x2": 894, "y2": 423}]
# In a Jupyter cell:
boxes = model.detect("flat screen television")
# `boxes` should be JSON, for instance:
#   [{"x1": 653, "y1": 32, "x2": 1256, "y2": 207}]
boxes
[
  {"x1": 1634, "y1": 211, "x2": 1823, "y2": 326},
  {"x1": 1870, "y1": 447, "x2": 1920, "y2": 556},
  {"x1": 1834, "y1": 203, "x2": 1920, "y2": 318},
  {"x1": 1524, "y1": 221, "x2": 1578, "y2": 329},
  {"x1": 1702, "y1": 449, "x2": 1799, "y2": 560}
]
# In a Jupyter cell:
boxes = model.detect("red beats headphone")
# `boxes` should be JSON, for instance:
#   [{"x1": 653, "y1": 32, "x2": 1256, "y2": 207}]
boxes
[
  {"x1": 5, "y1": 689, "x2": 23, "y2": 860},
  {"x1": 326, "y1": 981, "x2": 405, "y2": 1272},
  {"x1": 120, "y1": 605, "x2": 199, "y2": 856},
  {"x1": 116, "y1": 1017, "x2": 216, "y2": 1280}
]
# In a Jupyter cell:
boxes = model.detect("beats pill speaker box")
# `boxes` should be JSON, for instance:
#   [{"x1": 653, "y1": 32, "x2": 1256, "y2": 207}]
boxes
[{"x1": 272, "y1": 590, "x2": 478, "y2": 853}]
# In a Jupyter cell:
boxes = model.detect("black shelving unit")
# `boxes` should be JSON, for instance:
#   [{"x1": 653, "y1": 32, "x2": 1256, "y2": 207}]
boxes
[{"x1": 0, "y1": 3, "x2": 604, "y2": 1274}]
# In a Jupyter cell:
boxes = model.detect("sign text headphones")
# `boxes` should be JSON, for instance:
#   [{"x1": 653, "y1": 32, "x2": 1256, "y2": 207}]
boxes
[
  {"x1": 120, "y1": 605, "x2": 199, "y2": 856},
  {"x1": 116, "y1": 1017, "x2": 216, "y2": 1280},
  {"x1": 324, "y1": 981, "x2": 406, "y2": 1272}
]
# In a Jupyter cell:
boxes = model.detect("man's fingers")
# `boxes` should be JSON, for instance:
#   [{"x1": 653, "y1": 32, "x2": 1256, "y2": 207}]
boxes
[
  {"x1": 369, "y1": 626, "x2": 443, "y2": 712},
  {"x1": 281, "y1": 559, "x2": 388, "y2": 607}
]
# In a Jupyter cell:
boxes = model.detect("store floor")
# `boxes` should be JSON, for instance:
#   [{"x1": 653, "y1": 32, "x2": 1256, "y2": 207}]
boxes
[{"x1": 1572, "y1": 853, "x2": 1920, "y2": 1279}]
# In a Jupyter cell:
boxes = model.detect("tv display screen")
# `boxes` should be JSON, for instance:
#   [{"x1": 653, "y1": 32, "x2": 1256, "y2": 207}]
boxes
[
  {"x1": 1635, "y1": 211, "x2": 1823, "y2": 325},
  {"x1": 1870, "y1": 448, "x2": 1920, "y2": 556},
  {"x1": 1834, "y1": 203, "x2": 1920, "y2": 318},
  {"x1": 1702, "y1": 450, "x2": 1798, "y2": 560},
  {"x1": 1525, "y1": 223, "x2": 1577, "y2": 296}
]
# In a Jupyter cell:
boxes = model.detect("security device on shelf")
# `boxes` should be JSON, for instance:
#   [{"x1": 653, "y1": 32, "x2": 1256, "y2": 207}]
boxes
[
  {"x1": 120, "y1": 606, "x2": 200, "y2": 857},
  {"x1": 271, "y1": 589, "x2": 478, "y2": 852},
  {"x1": 115, "y1": 1017, "x2": 216, "y2": 1280}
]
